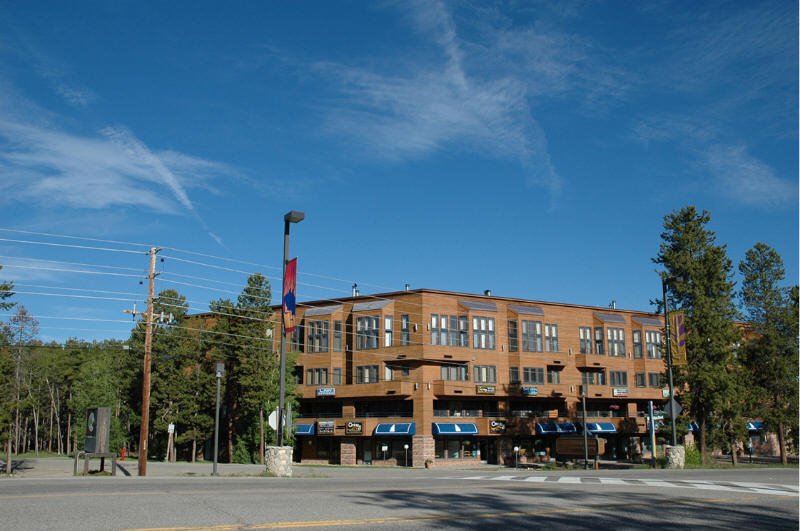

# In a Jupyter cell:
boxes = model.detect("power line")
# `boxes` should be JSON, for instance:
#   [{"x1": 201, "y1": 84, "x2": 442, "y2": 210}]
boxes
[
  {"x1": 0, "y1": 254, "x2": 144, "y2": 272},
  {"x1": 14, "y1": 283, "x2": 143, "y2": 297},
  {"x1": 0, "y1": 263, "x2": 143, "y2": 278},
  {"x1": 0, "y1": 227, "x2": 153, "y2": 249},
  {"x1": 0, "y1": 237, "x2": 146, "y2": 254}
]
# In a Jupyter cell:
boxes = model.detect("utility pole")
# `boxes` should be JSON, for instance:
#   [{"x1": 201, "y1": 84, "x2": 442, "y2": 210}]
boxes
[{"x1": 125, "y1": 247, "x2": 160, "y2": 477}]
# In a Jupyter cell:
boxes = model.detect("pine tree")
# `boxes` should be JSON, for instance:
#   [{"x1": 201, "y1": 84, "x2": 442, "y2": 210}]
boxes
[
  {"x1": 653, "y1": 206, "x2": 741, "y2": 463},
  {"x1": 738, "y1": 243, "x2": 798, "y2": 464},
  {"x1": 207, "y1": 273, "x2": 287, "y2": 463}
]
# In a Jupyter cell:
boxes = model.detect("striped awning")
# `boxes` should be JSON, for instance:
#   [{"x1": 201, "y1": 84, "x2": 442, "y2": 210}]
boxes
[
  {"x1": 374, "y1": 423, "x2": 415, "y2": 436},
  {"x1": 432, "y1": 423, "x2": 479, "y2": 435},
  {"x1": 580, "y1": 422, "x2": 617, "y2": 434},
  {"x1": 295, "y1": 424, "x2": 315, "y2": 435}
]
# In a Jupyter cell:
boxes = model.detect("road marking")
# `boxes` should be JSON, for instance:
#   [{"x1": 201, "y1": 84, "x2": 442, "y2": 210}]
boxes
[
  {"x1": 119, "y1": 494, "x2": 794, "y2": 530},
  {"x1": 448, "y1": 475, "x2": 800, "y2": 496}
]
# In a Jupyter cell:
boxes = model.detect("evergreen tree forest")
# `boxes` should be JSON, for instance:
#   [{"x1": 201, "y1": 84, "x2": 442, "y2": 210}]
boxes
[{"x1": 0, "y1": 271, "x2": 294, "y2": 465}]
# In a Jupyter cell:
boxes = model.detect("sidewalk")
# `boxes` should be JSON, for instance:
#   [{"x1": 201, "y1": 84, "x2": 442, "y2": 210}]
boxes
[{"x1": 1, "y1": 457, "x2": 268, "y2": 478}]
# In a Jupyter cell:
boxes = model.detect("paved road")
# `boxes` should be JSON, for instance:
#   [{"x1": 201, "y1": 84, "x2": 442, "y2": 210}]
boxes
[{"x1": 1, "y1": 465, "x2": 797, "y2": 530}]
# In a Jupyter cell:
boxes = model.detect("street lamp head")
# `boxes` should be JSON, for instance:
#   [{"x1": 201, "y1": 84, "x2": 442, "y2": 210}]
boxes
[{"x1": 284, "y1": 211, "x2": 305, "y2": 223}]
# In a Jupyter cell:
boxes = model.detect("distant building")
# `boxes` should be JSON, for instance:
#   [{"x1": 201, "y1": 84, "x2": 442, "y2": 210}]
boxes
[{"x1": 274, "y1": 288, "x2": 675, "y2": 466}]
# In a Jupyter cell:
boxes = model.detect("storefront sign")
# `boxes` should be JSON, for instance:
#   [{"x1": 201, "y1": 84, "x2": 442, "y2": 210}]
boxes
[
  {"x1": 489, "y1": 420, "x2": 506, "y2": 434},
  {"x1": 477, "y1": 385, "x2": 496, "y2": 394},
  {"x1": 345, "y1": 421, "x2": 363, "y2": 435},
  {"x1": 316, "y1": 387, "x2": 336, "y2": 397},
  {"x1": 612, "y1": 388, "x2": 629, "y2": 397},
  {"x1": 318, "y1": 421, "x2": 335, "y2": 435},
  {"x1": 522, "y1": 387, "x2": 539, "y2": 396}
]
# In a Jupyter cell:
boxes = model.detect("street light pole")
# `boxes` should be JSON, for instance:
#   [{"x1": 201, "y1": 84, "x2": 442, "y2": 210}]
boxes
[
  {"x1": 582, "y1": 385, "x2": 589, "y2": 470},
  {"x1": 662, "y1": 276, "x2": 681, "y2": 447},
  {"x1": 277, "y1": 211, "x2": 304, "y2": 447},
  {"x1": 213, "y1": 363, "x2": 224, "y2": 476}
]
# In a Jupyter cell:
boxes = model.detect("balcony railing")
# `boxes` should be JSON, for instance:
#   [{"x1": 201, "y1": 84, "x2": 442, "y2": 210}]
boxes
[
  {"x1": 578, "y1": 410, "x2": 624, "y2": 418},
  {"x1": 297, "y1": 413, "x2": 343, "y2": 419},
  {"x1": 355, "y1": 411, "x2": 413, "y2": 418},
  {"x1": 434, "y1": 409, "x2": 480, "y2": 418}
]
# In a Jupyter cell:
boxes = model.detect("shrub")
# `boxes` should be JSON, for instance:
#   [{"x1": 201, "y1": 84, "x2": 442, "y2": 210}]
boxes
[{"x1": 684, "y1": 443, "x2": 701, "y2": 465}]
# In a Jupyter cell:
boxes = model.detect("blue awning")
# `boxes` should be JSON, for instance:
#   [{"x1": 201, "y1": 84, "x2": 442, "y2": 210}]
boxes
[
  {"x1": 295, "y1": 424, "x2": 314, "y2": 436},
  {"x1": 432, "y1": 423, "x2": 479, "y2": 436},
  {"x1": 536, "y1": 422, "x2": 577, "y2": 435},
  {"x1": 374, "y1": 423, "x2": 415, "y2": 436},
  {"x1": 579, "y1": 422, "x2": 617, "y2": 434},
  {"x1": 747, "y1": 421, "x2": 765, "y2": 432}
]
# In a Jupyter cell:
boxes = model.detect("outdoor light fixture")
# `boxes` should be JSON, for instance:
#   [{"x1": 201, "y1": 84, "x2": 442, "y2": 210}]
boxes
[
  {"x1": 277, "y1": 210, "x2": 304, "y2": 447},
  {"x1": 662, "y1": 275, "x2": 683, "y2": 447}
]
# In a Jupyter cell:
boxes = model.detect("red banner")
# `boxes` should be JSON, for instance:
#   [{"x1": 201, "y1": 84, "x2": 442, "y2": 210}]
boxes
[{"x1": 282, "y1": 258, "x2": 297, "y2": 332}]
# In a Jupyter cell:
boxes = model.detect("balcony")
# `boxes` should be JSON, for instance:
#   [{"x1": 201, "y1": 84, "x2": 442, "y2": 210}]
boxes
[{"x1": 300, "y1": 379, "x2": 414, "y2": 398}]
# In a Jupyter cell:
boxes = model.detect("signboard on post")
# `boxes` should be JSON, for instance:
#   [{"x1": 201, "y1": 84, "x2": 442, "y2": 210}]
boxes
[
  {"x1": 556, "y1": 437, "x2": 604, "y2": 457},
  {"x1": 84, "y1": 407, "x2": 111, "y2": 453}
]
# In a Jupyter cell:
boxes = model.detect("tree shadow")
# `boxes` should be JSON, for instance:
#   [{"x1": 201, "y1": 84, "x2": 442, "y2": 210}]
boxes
[
  {"x1": 0, "y1": 458, "x2": 33, "y2": 474},
  {"x1": 341, "y1": 483, "x2": 798, "y2": 529}
]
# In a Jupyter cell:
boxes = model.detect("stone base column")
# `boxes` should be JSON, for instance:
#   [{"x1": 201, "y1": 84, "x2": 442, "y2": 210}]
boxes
[
  {"x1": 412, "y1": 435, "x2": 434, "y2": 468},
  {"x1": 665, "y1": 445, "x2": 685, "y2": 469},
  {"x1": 265, "y1": 446, "x2": 293, "y2": 477},
  {"x1": 340, "y1": 439, "x2": 356, "y2": 466},
  {"x1": 496, "y1": 437, "x2": 513, "y2": 466}
]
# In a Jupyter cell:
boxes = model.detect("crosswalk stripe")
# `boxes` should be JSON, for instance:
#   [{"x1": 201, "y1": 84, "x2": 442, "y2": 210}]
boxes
[{"x1": 446, "y1": 475, "x2": 798, "y2": 496}]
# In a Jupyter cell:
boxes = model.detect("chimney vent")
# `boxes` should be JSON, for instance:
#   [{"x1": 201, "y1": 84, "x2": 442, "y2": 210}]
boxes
[
  {"x1": 404, "y1": 283, "x2": 410, "y2": 291},
  {"x1": 484, "y1": 289, "x2": 492, "y2": 296},
  {"x1": 352, "y1": 283, "x2": 359, "y2": 297}
]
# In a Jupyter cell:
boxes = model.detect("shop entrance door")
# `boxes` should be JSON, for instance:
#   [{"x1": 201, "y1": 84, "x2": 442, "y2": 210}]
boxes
[{"x1": 363, "y1": 444, "x2": 372, "y2": 465}]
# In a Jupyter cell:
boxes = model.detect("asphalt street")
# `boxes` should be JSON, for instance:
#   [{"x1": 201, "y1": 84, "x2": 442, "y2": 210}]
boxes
[{"x1": 1, "y1": 463, "x2": 797, "y2": 530}]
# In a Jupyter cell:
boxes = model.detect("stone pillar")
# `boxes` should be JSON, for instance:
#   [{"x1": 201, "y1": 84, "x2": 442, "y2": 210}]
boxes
[
  {"x1": 496, "y1": 437, "x2": 513, "y2": 466},
  {"x1": 265, "y1": 446, "x2": 293, "y2": 477},
  {"x1": 340, "y1": 439, "x2": 356, "y2": 466},
  {"x1": 412, "y1": 435, "x2": 434, "y2": 468},
  {"x1": 665, "y1": 445, "x2": 685, "y2": 469}
]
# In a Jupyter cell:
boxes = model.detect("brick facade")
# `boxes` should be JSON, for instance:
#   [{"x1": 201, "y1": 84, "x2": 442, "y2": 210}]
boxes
[{"x1": 279, "y1": 289, "x2": 678, "y2": 466}]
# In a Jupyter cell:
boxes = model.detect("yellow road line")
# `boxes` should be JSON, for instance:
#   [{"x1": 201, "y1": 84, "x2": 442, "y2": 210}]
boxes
[{"x1": 120, "y1": 494, "x2": 797, "y2": 531}]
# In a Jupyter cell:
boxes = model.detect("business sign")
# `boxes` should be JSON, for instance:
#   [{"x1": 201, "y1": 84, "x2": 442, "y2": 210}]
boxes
[
  {"x1": 489, "y1": 420, "x2": 506, "y2": 434},
  {"x1": 345, "y1": 421, "x2": 363, "y2": 435},
  {"x1": 522, "y1": 387, "x2": 539, "y2": 396},
  {"x1": 556, "y1": 436, "x2": 605, "y2": 457},
  {"x1": 318, "y1": 421, "x2": 335, "y2": 435},
  {"x1": 477, "y1": 385, "x2": 496, "y2": 394},
  {"x1": 316, "y1": 387, "x2": 336, "y2": 397},
  {"x1": 612, "y1": 388, "x2": 629, "y2": 397}
]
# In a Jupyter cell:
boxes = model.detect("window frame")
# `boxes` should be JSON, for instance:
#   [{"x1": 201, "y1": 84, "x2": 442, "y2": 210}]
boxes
[
  {"x1": 521, "y1": 320, "x2": 543, "y2": 352},
  {"x1": 632, "y1": 330, "x2": 642, "y2": 358},
  {"x1": 355, "y1": 364, "x2": 379, "y2": 384},
  {"x1": 545, "y1": 323, "x2": 559, "y2": 352},
  {"x1": 473, "y1": 364, "x2": 497, "y2": 383},
  {"x1": 523, "y1": 367, "x2": 545, "y2": 385},
  {"x1": 356, "y1": 316, "x2": 380, "y2": 350}
]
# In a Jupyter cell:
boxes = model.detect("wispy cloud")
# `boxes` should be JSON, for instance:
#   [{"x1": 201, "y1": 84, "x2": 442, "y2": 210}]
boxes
[
  {"x1": 703, "y1": 145, "x2": 796, "y2": 207},
  {"x1": 0, "y1": 119, "x2": 236, "y2": 216},
  {"x1": 309, "y1": 1, "x2": 585, "y2": 196}
]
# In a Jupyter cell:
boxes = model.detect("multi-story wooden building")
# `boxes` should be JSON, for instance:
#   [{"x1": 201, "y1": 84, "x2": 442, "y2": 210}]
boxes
[{"x1": 275, "y1": 288, "x2": 670, "y2": 467}]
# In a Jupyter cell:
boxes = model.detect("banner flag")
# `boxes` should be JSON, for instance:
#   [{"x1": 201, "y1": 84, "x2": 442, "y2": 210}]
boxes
[
  {"x1": 670, "y1": 310, "x2": 687, "y2": 365},
  {"x1": 283, "y1": 258, "x2": 297, "y2": 333}
]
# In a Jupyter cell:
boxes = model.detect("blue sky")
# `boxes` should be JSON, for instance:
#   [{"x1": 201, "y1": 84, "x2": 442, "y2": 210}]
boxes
[{"x1": 0, "y1": 1, "x2": 796, "y2": 344}]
